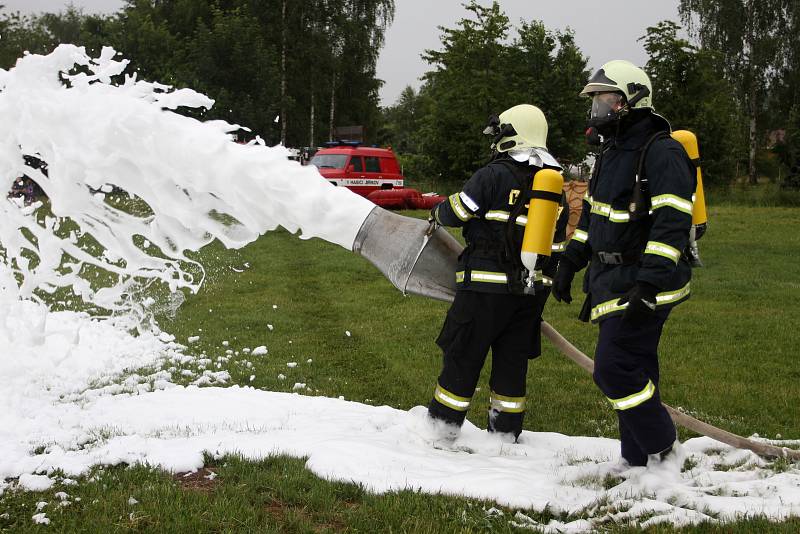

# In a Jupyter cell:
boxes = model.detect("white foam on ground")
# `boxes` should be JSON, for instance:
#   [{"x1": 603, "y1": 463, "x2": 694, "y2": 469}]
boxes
[
  {"x1": 0, "y1": 46, "x2": 798, "y2": 531},
  {"x1": 1, "y1": 305, "x2": 798, "y2": 531}
]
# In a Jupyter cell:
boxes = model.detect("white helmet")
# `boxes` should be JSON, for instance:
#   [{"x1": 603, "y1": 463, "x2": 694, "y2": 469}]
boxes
[
  {"x1": 581, "y1": 60, "x2": 653, "y2": 109},
  {"x1": 485, "y1": 104, "x2": 561, "y2": 168}
]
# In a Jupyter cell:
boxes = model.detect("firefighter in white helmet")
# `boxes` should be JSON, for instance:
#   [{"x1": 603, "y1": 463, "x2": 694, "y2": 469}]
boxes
[
  {"x1": 425, "y1": 104, "x2": 569, "y2": 441},
  {"x1": 552, "y1": 60, "x2": 697, "y2": 468}
]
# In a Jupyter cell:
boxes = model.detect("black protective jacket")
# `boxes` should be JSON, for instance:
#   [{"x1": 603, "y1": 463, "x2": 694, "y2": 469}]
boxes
[
  {"x1": 433, "y1": 155, "x2": 569, "y2": 295},
  {"x1": 563, "y1": 114, "x2": 696, "y2": 323}
]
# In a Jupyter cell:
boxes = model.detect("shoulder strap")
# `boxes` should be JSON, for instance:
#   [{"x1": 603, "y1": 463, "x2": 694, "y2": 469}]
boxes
[
  {"x1": 506, "y1": 170, "x2": 531, "y2": 248},
  {"x1": 629, "y1": 131, "x2": 671, "y2": 220},
  {"x1": 636, "y1": 131, "x2": 671, "y2": 183},
  {"x1": 588, "y1": 141, "x2": 610, "y2": 196}
]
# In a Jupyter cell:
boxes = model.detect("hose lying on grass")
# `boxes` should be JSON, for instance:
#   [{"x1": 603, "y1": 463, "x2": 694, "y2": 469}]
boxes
[{"x1": 540, "y1": 321, "x2": 800, "y2": 461}]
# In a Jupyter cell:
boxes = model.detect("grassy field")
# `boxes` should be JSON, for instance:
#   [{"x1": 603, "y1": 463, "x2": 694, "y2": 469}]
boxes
[{"x1": 1, "y1": 205, "x2": 799, "y2": 532}]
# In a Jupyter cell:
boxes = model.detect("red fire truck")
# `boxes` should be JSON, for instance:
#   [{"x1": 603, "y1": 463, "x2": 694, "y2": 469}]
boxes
[
  {"x1": 308, "y1": 141, "x2": 444, "y2": 209},
  {"x1": 309, "y1": 141, "x2": 404, "y2": 195}
]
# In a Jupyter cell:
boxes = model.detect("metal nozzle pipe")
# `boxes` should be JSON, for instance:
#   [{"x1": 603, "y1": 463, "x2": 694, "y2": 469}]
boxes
[{"x1": 352, "y1": 206, "x2": 460, "y2": 302}]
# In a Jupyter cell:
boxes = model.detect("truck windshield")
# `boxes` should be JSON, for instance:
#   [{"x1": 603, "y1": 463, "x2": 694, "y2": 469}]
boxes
[{"x1": 309, "y1": 154, "x2": 348, "y2": 169}]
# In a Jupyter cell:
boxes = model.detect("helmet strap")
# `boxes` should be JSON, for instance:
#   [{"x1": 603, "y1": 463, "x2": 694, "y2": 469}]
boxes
[
  {"x1": 626, "y1": 84, "x2": 650, "y2": 109},
  {"x1": 493, "y1": 123, "x2": 517, "y2": 147}
]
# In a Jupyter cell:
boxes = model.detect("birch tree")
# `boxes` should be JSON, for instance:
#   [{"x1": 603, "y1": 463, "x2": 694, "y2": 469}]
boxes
[{"x1": 679, "y1": 0, "x2": 790, "y2": 184}]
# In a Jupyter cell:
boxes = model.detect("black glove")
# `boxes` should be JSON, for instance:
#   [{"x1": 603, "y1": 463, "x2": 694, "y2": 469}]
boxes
[
  {"x1": 618, "y1": 282, "x2": 659, "y2": 328},
  {"x1": 426, "y1": 207, "x2": 440, "y2": 237},
  {"x1": 552, "y1": 257, "x2": 579, "y2": 304},
  {"x1": 693, "y1": 222, "x2": 707, "y2": 240}
]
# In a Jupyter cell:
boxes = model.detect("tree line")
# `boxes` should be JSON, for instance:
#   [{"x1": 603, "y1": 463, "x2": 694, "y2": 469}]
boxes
[
  {"x1": 0, "y1": 0, "x2": 394, "y2": 148},
  {"x1": 1, "y1": 0, "x2": 798, "y2": 187}
]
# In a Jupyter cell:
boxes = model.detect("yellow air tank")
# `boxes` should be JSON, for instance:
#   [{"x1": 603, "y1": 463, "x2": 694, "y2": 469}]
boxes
[
  {"x1": 520, "y1": 168, "x2": 564, "y2": 273},
  {"x1": 671, "y1": 130, "x2": 708, "y2": 226}
]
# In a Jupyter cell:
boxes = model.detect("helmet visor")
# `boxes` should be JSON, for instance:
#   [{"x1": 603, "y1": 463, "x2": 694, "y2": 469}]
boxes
[{"x1": 590, "y1": 92, "x2": 626, "y2": 119}]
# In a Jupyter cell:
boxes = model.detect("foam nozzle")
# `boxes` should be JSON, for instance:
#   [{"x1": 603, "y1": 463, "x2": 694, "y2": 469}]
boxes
[{"x1": 352, "y1": 207, "x2": 461, "y2": 302}]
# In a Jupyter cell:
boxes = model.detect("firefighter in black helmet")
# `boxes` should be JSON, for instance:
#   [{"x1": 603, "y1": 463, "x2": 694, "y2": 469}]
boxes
[
  {"x1": 425, "y1": 104, "x2": 569, "y2": 442},
  {"x1": 552, "y1": 60, "x2": 697, "y2": 468}
]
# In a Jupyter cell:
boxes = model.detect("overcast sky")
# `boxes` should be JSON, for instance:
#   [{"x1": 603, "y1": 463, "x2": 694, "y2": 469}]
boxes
[
  {"x1": 2, "y1": 0, "x2": 682, "y2": 106},
  {"x1": 376, "y1": 0, "x2": 683, "y2": 105}
]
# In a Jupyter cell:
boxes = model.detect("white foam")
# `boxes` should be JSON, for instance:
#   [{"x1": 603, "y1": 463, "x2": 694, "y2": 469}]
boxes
[
  {"x1": 17, "y1": 475, "x2": 55, "y2": 492},
  {"x1": 0, "y1": 44, "x2": 373, "y2": 313}
]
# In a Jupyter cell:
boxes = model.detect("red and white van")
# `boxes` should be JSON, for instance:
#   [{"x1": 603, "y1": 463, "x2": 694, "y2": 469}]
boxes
[{"x1": 309, "y1": 142, "x2": 404, "y2": 197}]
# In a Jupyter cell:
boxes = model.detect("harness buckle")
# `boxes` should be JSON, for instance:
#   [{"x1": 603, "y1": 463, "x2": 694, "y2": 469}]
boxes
[
  {"x1": 507, "y1": 268, "x2": 527, "y2": 295},
  {"x1": 597, "y1": 251, "x2": 624, "y2": 265},
  {"x1": 522, "y1": 272, "x2": 537, "y2": 296}
]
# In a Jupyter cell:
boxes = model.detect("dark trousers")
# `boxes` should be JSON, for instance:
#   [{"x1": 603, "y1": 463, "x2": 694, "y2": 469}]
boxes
[
  {"x1": 593, "y1": 311, "x2": 676, "y2": 466},
  {"x1": 428, "y1": 290, "x2": 542, "y2": 437}
]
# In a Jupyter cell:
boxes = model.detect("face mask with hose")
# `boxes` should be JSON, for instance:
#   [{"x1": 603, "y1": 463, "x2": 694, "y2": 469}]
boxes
[
  {"x1": 581, "y1": 60, "x2": 660, "y2": 146},
  {"x1": 585, "y1": 84, "x2": 651, "y2": 145}
]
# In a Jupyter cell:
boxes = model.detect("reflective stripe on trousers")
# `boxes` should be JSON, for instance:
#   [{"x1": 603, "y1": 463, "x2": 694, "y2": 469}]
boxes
[
  {"x1": 489, "y1": 391, "x2": 526, "y2": 413},
  {"x1": 433, "y1": 383, "x2": 471, "y2": 412},
  {"x1": 606, "y1": 380, "x2": 655, "y2": 410}
]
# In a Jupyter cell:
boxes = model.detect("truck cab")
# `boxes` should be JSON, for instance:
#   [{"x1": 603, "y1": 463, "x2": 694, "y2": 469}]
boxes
[{"x1": 309, "y1": 141, "x2": 404, "y2": 197}]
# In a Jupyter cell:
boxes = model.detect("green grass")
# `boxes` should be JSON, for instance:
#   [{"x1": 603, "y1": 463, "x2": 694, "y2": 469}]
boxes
[
  {"x1": 2, "y1": 206, "x2": 799, "y2": 532},
  {"x1": 705, "y1": 182, "x2": 800, "y2": 207},
  {"x1": 3, "y1": 460, "x2": 797, "y2": 533}
]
